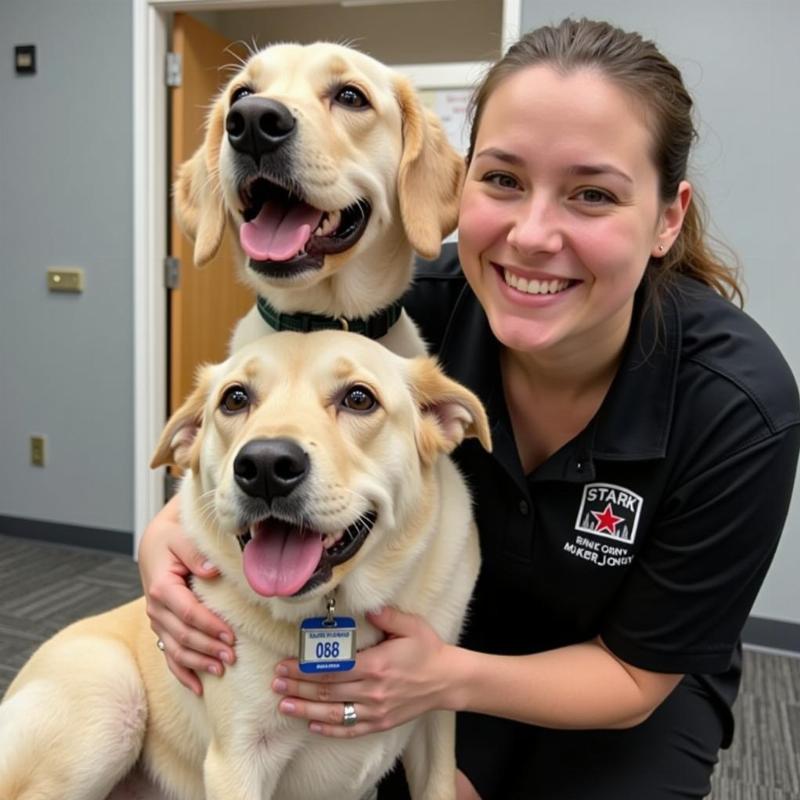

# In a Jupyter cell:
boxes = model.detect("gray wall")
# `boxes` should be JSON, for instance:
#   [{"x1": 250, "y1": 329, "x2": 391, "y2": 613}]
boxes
[
  {"x1": 0, "y1": 0, "x2": 134, "y2": 535},
  {"x1": 521, "y1": 0, "x2": 800, "y2": 625}
]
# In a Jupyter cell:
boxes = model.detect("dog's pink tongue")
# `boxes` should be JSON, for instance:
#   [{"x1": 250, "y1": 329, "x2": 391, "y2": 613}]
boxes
[
  {"x1": 242, "y1": 520, "x2": 323, "y2": 597},
  {"x1": 240, "y1": 201, "x2": 324, "y2": 262}
]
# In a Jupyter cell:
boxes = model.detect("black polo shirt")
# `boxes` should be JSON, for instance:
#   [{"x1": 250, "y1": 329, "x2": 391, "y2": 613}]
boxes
[{"x1": 404, "y1": 244, "x2": 800, "y2": 745}]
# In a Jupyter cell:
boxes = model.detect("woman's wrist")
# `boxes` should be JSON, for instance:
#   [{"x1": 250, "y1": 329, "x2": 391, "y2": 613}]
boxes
[{"x1": 438, "y1": 643, "x2": 478, "y2": 713}]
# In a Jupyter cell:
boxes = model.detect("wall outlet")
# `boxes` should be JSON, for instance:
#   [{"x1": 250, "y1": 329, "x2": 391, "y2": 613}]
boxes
[{"x1": 30, "y1": 435, "x2": 46, "y2": 467}]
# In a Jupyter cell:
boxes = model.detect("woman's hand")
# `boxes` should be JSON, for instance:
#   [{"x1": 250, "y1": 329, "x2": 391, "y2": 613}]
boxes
[
  {"x1": 271, "y1": 607, "x2": 458, "y2": 737},
  {"x1": 139, "y1": 494, "x2": 236, "y2": 694}
]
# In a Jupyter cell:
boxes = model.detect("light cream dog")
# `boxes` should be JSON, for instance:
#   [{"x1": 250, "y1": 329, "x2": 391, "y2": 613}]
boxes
[
  {"x1": 0, "y1": 331, "x2": 490, "y2": 800},
  {"x1": 175, "y1": 41, "x2": 465, "y2": 356}
]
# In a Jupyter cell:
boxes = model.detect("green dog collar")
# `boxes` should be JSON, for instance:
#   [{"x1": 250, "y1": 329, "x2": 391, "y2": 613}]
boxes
[{"x1": 256, "y1": 296, "x2": 403, "y2": 339}]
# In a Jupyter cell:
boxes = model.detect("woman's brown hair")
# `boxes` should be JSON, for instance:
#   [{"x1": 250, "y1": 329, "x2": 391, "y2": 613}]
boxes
[{"x1": 467, "y1": 18, "x2": 743, "y2": 305}]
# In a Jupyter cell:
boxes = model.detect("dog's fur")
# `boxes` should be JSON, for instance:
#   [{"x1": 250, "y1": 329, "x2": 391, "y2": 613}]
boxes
[
  {"x1": 0, "y1": 332, "x2": 490, "y2": 800},
  {"x1": 174, "y1": 41, "x2": 465, "y2": 356}
]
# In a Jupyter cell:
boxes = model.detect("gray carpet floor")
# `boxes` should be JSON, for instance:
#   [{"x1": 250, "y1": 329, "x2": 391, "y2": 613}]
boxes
[{"x1": 0, "y1": 532, "x2": 798, "y2": 799}]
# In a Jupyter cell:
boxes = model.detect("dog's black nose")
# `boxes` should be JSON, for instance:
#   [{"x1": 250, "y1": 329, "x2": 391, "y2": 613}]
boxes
[
  {"x1": 226, "y1": 97, "x2": 296, "y2": 160},
  {"x1": 233, "y1": 437, "x2": 309, "y2": 502}
]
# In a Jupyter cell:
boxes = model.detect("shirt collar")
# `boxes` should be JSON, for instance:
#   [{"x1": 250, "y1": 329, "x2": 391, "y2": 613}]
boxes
[{"x1": 439, "y1": 272, "x2": 680, "y2": 476}]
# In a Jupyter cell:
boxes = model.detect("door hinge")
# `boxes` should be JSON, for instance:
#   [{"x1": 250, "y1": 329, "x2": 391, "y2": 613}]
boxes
[
  {"x1": 165, "y1": 51, "x2": 182, "y2": 87},
  {"x1": 164, "y1": 256, "x2": 180, "y2": 290}
]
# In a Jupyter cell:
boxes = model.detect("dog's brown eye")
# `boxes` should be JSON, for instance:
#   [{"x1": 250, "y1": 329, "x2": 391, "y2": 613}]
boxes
[
  {"x1": 220, "y1": 385, "x2": 250, "y2": 414},
  {"x1": 341, "y1": 385, "x2": 377, "y2": 413},
  {"x1": 230, "y1": 86, "x2": 253, "y2": 105},
  {"x1": 334, "y1": 85, "x2": 370, "y2": 110}
]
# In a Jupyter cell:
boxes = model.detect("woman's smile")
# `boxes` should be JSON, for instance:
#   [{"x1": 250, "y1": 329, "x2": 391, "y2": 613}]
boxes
[{"x1": 492, "y1": 262, "x2": 580, "y2": 305}]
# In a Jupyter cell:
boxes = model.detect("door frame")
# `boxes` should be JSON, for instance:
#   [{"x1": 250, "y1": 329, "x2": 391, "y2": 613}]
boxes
[{"x1": 132, "y1": 0, "x2": 521, "y2": 555}]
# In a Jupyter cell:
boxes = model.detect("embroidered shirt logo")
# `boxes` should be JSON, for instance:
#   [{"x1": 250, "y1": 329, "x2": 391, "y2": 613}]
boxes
[{"x1": 575, "y1": 483, "x2": 643, "y2": 545}]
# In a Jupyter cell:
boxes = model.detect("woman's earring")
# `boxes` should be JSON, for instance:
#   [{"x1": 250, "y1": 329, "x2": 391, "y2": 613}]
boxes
[{"x1": 657, "y1": 244, "x2": 665, "y2": 254}]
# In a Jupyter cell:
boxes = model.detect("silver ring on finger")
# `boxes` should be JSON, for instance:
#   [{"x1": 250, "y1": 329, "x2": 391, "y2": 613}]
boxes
[
  {"x1": 156, "y1": 638, "x2": 166, "y2": 652},
  {"x1": 342, "y1": 702, "x2": 358, "y2": 727}
]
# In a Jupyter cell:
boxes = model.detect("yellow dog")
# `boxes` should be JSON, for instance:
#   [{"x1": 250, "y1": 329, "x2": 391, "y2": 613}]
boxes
[
  {"x1": 0, "y1": 331, "x2": 490, "y2": 800},
  {"x1": 175, "y1": 42, "x2": 464, "y2": 356}
]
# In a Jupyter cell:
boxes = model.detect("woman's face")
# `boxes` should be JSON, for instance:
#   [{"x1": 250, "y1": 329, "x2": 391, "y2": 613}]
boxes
[{"x1": 458, "y1": 65, "x2": 687, "y2": 358}]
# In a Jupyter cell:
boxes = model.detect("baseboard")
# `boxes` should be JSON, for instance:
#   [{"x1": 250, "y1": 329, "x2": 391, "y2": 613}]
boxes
[
  {"x1": 743, "y1": 615, "x2": 800, "y2": 655},
  {"x1": 0, "y1": 514, "x2": 133, "y2": 555}
]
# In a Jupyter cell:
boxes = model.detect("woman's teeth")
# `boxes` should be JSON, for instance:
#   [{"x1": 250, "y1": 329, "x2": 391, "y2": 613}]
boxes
[{"x1": 503, "y1": 270, "x2": 571, "y2": 295}]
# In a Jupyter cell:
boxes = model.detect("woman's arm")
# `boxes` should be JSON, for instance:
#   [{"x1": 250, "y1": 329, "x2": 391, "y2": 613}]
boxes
[
  {"x1": 271, "y1": 607, "x2": 682, "y2": 737},
  {"x1": 139, "y1": 494, "x2": 237, "y2": 694},
  {"x1": 449, "y1": 635, "x2": 682, "y2": 730}
]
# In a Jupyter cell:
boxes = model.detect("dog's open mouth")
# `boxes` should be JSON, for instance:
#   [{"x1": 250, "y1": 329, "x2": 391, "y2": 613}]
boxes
[
  {"x1": 238, "y1": 178, "x2": 371, "y2": 278},
  {"x1": 236, "y1": 511, "x2": 377, "y2": 597}
]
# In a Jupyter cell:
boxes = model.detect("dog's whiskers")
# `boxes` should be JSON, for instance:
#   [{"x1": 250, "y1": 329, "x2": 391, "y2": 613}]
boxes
[
  {"x1": 336, "y1": 36, "x2": 365, "y2": 51},
  {"x1": 334, "y1": 487, "x2": 376, "y2": 529},
  {"x1": 339, "y1": 486, "x2": 370, "y2": 505},
  {"x1": 223, "y1": 41, "x2": 252, "y2": 68},
  {"x1": 219, "y1": 62, "x2": 246, "y2": 77},
  {"x1": 196, "y1": 502, "x2": 218, "y2": 530}
]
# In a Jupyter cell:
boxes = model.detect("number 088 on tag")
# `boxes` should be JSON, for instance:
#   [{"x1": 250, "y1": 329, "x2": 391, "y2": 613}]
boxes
[{"x1": 299, "y1": 617, "x2": 356, "y2": 673}]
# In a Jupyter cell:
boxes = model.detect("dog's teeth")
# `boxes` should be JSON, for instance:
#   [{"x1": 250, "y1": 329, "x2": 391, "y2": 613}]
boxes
[
  {"x1": 322, "y1": 530, "x2": 344, "y2": 550},
  {"x1": 313, "y1": 210, "x2": 341, "y2": 238}
]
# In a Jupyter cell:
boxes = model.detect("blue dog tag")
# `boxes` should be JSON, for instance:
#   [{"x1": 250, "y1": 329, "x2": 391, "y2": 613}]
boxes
[{"x1": 299, "y1": 616, "x2": 357, "y2": 674}]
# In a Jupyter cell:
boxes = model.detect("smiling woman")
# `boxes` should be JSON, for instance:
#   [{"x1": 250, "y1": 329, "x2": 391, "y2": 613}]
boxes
[{"x1": 458, "y1": 66, "x2": 690, "y2": 358}]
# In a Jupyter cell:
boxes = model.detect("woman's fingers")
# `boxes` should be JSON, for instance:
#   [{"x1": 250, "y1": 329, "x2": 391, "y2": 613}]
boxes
[
  {"x1": 165, "y1": 580, "x2": 234, "y2": 648},
  {"x1": 157, "y1": 636, "x2": 205, "y2": 696},
  {"x1": 166, "y1": 654, "x2": 204, "y2": 696},
  {"x1": 147, "y1": 584, "x2": 235, "y2": 665},
  {"x1": 157, "y1": 627, "x2": 224, "y2": 677},
  {"x1": 272, "y1": 669, "x2": 388, "y2": 737},
  {"x1": 170, "y1": 528, "x2": 221, "y2": 580},
  {"x1": 278, "y1": 698, "x2": 377, "y2": 738},
  {"x1": 272, "y1": 673, "x2": 357, "y2": 704}
]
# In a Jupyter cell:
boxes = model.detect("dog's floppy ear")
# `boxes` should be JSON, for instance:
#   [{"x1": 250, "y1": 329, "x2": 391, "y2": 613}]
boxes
[
  {"x1": 395, "y1": 78, "x2": 466, "y2": 260},
  {"x1": 173, "y1": 97, "x2": 228, "y2": 267},
  {"x1": 408, "y1": 357, "x2": 491, "y2": 465},
  {"x1": 150, "y1": 366, "x2": 214, "y2": 471}
]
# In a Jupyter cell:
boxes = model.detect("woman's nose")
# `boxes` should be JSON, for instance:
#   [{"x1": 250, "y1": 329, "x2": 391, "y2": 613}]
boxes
[{"x1": 507, "y1": 197, "x2": 563, "y2": 256}]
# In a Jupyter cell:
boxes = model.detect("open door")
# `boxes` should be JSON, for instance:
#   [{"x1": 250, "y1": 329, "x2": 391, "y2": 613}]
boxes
[{"x1": 169, "y1": 13, "x2": 253, "y2": 414}]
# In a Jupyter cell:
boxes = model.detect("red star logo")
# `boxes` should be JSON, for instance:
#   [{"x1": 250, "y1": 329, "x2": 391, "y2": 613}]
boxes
[{"x1": 591, "y1": 503, "x2": 624, "y2": 535}]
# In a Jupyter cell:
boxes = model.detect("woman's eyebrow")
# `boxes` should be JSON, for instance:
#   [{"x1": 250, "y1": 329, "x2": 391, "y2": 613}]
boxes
[
  {"x1": 567, "y1": 163, "x2": 634, "y2": 184},
  {"x1": 473, "y1": 147, "x2": 525, "y2": 166},
  {"x1": 474, "y1": 151, "x2": 634, "y2": 184}
]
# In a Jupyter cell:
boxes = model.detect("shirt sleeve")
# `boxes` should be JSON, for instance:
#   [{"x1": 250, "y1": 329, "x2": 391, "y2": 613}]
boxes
[{"x1": 600, "y1": 424, "x2": 800, "y2": 675}]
